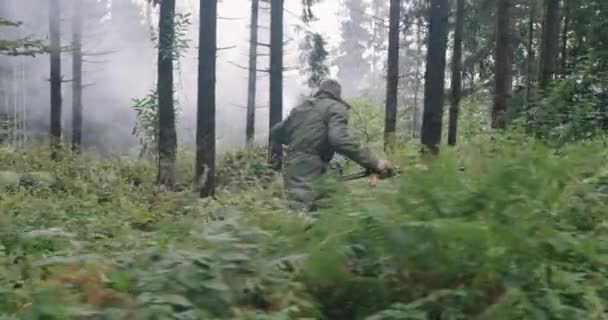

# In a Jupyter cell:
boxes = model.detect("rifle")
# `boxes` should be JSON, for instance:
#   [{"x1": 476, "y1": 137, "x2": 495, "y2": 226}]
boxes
[{"x1": 338, "y1": 166, "x2": 400, "y2": 187}]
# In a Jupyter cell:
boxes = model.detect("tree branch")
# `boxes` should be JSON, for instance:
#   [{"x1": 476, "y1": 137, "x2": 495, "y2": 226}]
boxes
[{"x1": 228, "y1": 61, "x2": 270, "y2": 73}]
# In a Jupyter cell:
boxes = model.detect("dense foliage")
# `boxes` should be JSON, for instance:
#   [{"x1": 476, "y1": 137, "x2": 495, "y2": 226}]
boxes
[
  {"x1": 2, "y1": 0, "x2": 608, "y2": 318},
  {"x1": 1, "y1": 123, "x2": 608, "y2": 319}
]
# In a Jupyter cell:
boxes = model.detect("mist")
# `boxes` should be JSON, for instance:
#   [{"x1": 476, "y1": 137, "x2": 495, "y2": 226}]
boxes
[{"x1": 0, "y1": 0, "x2": 342, "y2": 155}]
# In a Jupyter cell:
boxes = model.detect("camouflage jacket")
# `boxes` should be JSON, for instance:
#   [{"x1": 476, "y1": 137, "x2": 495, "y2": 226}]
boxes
[{"x1": 270, "y1": 92, "x2": 379, "y2": 207}]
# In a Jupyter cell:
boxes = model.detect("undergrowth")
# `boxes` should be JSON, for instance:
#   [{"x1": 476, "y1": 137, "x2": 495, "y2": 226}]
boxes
[{"x1": 1, "y1": 135, "x2": 608, "y2": 319}]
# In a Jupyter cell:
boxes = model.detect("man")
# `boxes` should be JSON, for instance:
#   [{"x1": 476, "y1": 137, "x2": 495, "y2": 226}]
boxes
[{"x1": 270, "y1": 79, "x2": 392, "y2": 213}]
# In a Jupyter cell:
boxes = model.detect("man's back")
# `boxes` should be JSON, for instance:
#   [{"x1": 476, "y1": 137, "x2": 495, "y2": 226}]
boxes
[
  {"x1": 270, "y1": 82, "x2": 382, "y2": 212},
  {"x1": 278, "y1": 94, "x2": 336, "y2": 161}
]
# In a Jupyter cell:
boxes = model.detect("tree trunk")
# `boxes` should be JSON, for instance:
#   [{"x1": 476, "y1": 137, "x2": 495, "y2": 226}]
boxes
[
  {"x1": 492, "y1": 0, "x2": 513, "y2": 129},
  {"x1": 412, "y1": 19, "x2": 423, "y2": 139},
  {"x1": 246, "y1": 0, "x2": 259, "y2": 146},
  {"x1": 71, "y1": 0, "x2": 83, "y2": 153},
  {"x1": 196, "y1": 0, "x2": 217, "y2": 198},
  {"x1": 560, "y1": 0, "x2": 569, "y2": 76},
  {"x1": 269, "y1": 0, "x2": 283, "y2": 170},
  {"x1": 384, "y1": 0, "x2": 400, "y2": 149},
  {"x1": 448, "y1": 0, "x2": 464, "y2": 146},
  {"x1": 525, "y1": 1, "x2": 536, "y2": 109},
  {"x1": 49, "y1": 0, "x2": 62, "y2": 160},
  {"x1": 421, "y1": 0, "x2": 449, "y2": 154},
  {"x1": 538, "y1": 0, "x2": 560, "y2": 90},
  {"x1": 157, "y1": 0, "x2": 177, "y2": 186}
]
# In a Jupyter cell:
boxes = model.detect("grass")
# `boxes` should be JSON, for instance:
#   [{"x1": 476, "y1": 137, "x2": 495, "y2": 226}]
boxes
[{"x1": 1, "y1": 135, "x2": 608, "y2": 319}]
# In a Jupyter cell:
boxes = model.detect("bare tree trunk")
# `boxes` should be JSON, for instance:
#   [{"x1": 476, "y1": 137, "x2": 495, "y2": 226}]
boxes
[
  {"x1": 538, "y1": 0, "x2": 560, "y2": 90},
  {"x1": 50, "y1": 0, "x2": 62, "y2": 160},
  {"x1": 384, "y1": 0, "x2": 400, "y2": 149},
  {"x1": 157, "y1": 0, "x2": 177, "y2": 186},
  {"x1": 412, "y1": 19, "x2": 423, "y2": 139},
  {"x1": 196, "y1": 0, "x2": 217, "y2": 198},
  {"x1": 269, "y1": 0, "x2": 283, "y2": 170},
  {"x1": 559, "y1": 0, "x2": 569, "y2": 77},
  {"x1": 246, "y1": 0, "x2": 259, "y2": 146},
  {"x1": 71, "y1": 0, "x2": 83, "y2": 153},
  {"x1": 525, "y1": 2, "x2": 536, "y2": 110},
  {"x1": 448, "y1": 0, "x2": 464, "y2": 146},
  {"x1": 421, "y1": 0, "x2": 449, "y2": 154},
  {"x1": 492, "y1": 0, "x2": 513, "y2": 129}
]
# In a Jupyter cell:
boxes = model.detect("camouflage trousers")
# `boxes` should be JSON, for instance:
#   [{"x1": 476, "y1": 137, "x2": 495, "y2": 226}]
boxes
[{"x1": 284, "y1": 153, "x2": 336, "y2": 216}]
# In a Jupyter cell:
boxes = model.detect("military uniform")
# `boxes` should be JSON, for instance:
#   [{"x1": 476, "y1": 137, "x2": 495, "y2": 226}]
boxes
[{"x1": 270, "y1": 91, "x2": 379, "y2": 212}]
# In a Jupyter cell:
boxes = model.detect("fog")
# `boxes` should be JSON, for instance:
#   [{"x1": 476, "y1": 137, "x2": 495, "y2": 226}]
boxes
[{"x1": 0, "y1": 0, "x2": 342, "y2": 155}]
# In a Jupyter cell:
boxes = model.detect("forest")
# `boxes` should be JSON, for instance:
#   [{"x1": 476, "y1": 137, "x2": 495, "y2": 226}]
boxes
[{"x1": 1, "y1": 0, "x2": 608, "y2": 318}]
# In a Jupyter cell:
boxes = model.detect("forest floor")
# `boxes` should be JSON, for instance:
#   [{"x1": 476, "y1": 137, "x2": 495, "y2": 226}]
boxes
[{"x1": 1, "y1": 135, "x2": 608, "y2": 319}]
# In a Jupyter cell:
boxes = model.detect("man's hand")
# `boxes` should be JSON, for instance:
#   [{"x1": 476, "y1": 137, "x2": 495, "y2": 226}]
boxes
[
  {"x1": 376, "y1": 160, "x2": 393, "y2": 173},
  {"x1": 368, "y1": 160, "x2": 392, "y2": 188}
]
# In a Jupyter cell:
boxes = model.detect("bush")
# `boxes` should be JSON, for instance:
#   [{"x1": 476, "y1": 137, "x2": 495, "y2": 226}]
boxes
[{"x1": 1, "y1": 135, "x2": 608, "y2": 319}]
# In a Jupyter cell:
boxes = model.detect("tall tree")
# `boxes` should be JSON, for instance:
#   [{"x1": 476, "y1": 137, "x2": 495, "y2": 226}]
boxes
[
  {"x1": 421, "y1": 0, "x2": 449, "y2": 153},
  {"x1": 71, "y1": 0, "x2": 83, "y2": 153},
  {"x1": 196, "y1": 0, "x2": 217, "y2": 198},
  {"x1": 448, "y1": 0, "x2": 464, "y2": 146},
  {"x1": 299, "y1": 32, "x2": 329, "y2": 89},
  {"x1": 412, "y1": 18, "x2": 424, "y2": 138},
  {"x1": 384, "y1": 0, "x2": 400, "y2": 149},
  {"x1": 246, "y1": 0, "x2": 259, "y2": 146},
  {"x1": 525, "y1": 1, "x2": 537, "y2": 108},
  {"x1": 369, "y1": 0, "x2": 389, "y2": 81},
  {"x1": 538, "y1": 0, "x2": 560, "y2": 89},
  {"x1": 335, "y1": 0, "x2": 372, "y2": 96},
  {"x1": 559, "y1": 0, "x2": 570, "y2": 76},
  {"x1": 492, "y1": 0, "x2": 513, "y2": 129},
  {"x1": 156, "y1": 0, "x2": 178, "y2": 186},
  {"x1": 268, "y1": 0, "x2": 283, "y2": 170},
  {"x1": 49, "y1": 0, "x2": 62, "y2": 159}
]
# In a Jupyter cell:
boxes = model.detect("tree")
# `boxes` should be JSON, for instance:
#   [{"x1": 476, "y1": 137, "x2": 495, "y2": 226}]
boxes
[
  {"x1": 71, "y1": 0, "x2": 83, "y2": 153},
  {"x1": 0, "y1": 18, "x2": 46, "y2": 56},
  {"x1": 448, "y1": 0, "x2": 464, "y2": 146},
  {"x1": 369, "y1": 0, "x2": 389, "y2": 81},
  {"x1": 492, "y1": 0, "x2": 513, "y2": 129},
  {"x1": 559, "y1": 0, "x2": 570, "y2": 76},
  {"x1": 335, "y1": 0, "x2": 372, "y2": 96},
  {"x1": 49, "y1": 0, "x2": 62, "y2": 160},
  {"x1": 421, "y1": 0, "x2": 449, "y2": 153},
  {"x1": 268, "y1": 0, "x2": 284, "y2": 170},
  {"x1": 384, "y1": 0, "x2": 400, "y2": 149},
  {"x1": 246, "y1": 0, "x2": 259, "y2": 146},
  {"x1": 156, "y1": 0, "x2": 178, "y2": 186},
  {"x1": 538, "y1": 0, "x2": 560, "y2": 90},
  {"x1": 411, "y1": 17, "x2": 424, "y2": 138},
  {"x1": 299, "y1": 31, "x2": 329, "y2": 89},
  {"x1": 301, "y1": 0, "x2": 323, "y2": 23},
  {"x1": 196, "y1": 0, "x2": 217, "y2": 198},
  {"x1": 525, "y1": 0, "x2": 537, "y2": 109}
]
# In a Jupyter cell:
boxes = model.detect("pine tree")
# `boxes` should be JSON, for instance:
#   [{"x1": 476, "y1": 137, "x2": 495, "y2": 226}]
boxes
[
  {"x1": 299, "y1": 32, "x2": 329, "y2": 89},
  {"x1": 492, "y1": 0, "x2": 513, "y2": 129},
  {"x1": 196, "y1": 0, "x2": 217, "y2": 198},
  {"x1": 525, "y1": 0, "x2": 537, "y2": 109},
  {"x1": 246, "y1": 0, "x2": 259, "y2": 146},
  {"x1": 49, "y1": 0, "x2": 62, "y2": 160},
  {"x1": 369, "y1": 0, "x2": 389, "y2": 82},
  {"x1": 335, "y1": 0, "x2": 372, "y2": 96},
  {"x1": 538, "y1": 0, "x2": 560, "y2": 89},
  {"x1": 421, "y1": 0, "x2": 449, "y2": 153},
  {"x1": 384, "y1": 0, "x2": 400, "y2": 148},
  {"x1": 448, "y1": 0, "x2": 464, "y2": 145},
  {"x1": 156, "y1": 0, "x2": 178, "y2": 186},
  {"x1": 268, "y1": 0, "x2": 284, "y2": 170},
  {"x1": 71, "y1": 0, "x2": 83, "y2": 153}
]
